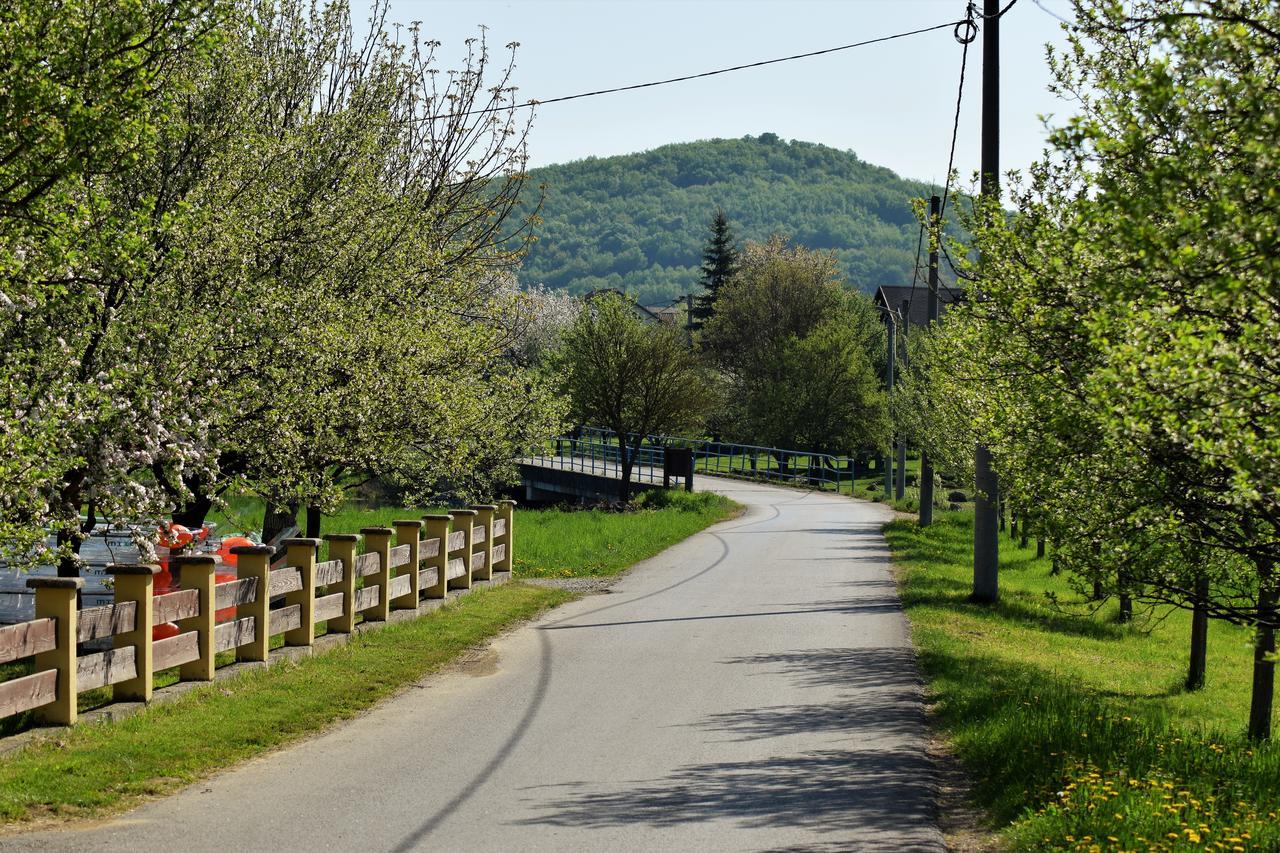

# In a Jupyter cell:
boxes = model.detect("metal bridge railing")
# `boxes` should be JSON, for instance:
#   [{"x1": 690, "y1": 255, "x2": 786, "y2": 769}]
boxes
[{"x1": 533, "y1": 427, "x2": 856, "y2": 493}]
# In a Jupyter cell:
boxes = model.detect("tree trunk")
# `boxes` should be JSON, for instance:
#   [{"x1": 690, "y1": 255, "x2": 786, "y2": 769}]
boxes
[
  {"x1": 173, "y1": 492, "x2": 214, "y2": 529},
  {"x1": 1186, "y1": 573, "x2": 1209, "y2": 691},
  {"x1": 1009, "y1": 514, "x2": 1018, "y2": 542},
  {"x1": 1247, "y1": 563, "x2": 1277, "y2": 741},
  {"x1": 1019, "y1": 522, "x2": 1029, "y2": 550},
  {"x1": 262, "y1": 501, "x2": 299, "y2": 547},
  {"x1": 305, "y1": 505, "x2": 322, "y2": 539},
  {"x1": 1037, "y1": 538, "x2": 1046, "y2": 559}
]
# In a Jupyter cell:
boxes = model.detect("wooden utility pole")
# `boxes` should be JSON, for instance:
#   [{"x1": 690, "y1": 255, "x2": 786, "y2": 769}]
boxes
[
  {"x1": 883, "y1": 314, "x2": 895, "y2": 499},
  {"x1": 973, "y1": 0, "x2": 1001, "y2": 603},
  {"x1": 685, "y1": 294, "x2": 695, "y2": 346},
  {"x1": 895, "y1": 300, "x2": 908, "y2": 500},
  {"x1": 919, "y1": 194, "x2": 941, "y2": 527}
]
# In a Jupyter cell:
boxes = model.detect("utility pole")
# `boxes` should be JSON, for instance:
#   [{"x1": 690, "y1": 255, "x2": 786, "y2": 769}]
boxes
[
  {"x1": 895, "y1": 300, "x2": 908, "y2": 500},
  {"x1": 973, "y1": 0, "x2": 1001, "y2": 603},
  {"x1": 919, "y1": 194, "x2": 941, "y2": 527},
  {"x1": 883, "y1": 313, "x2": 895, "y2": 499},
  {"x1": 684, "y1": 293, "x2": 695, "y2": 347}
]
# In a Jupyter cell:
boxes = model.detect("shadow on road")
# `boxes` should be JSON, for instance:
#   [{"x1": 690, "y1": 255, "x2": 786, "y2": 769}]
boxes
[{"x1": 516, "y1": 748, "x2": 936, "y2": 836}]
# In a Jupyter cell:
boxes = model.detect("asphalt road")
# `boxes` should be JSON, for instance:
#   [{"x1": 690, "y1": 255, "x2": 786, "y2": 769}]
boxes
[{"x1": 11, "y1": 479, "x2": 941, "y2": 852}]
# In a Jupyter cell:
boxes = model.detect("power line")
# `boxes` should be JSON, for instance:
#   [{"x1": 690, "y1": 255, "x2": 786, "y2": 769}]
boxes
[
  {"x1": 934, "y1": 1, "x2": 984, "y2": 288},
  {"x1": 1031, "y1": 0, "x2": 1074, "y2": 26},
  {"x1": 421, "y1": 19, "x2": 969, "y2": 122}
]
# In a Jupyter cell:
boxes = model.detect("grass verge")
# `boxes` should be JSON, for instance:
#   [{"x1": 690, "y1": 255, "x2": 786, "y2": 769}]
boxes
[
  {"x1": 0, "y1": 582, "x2": 573, "y2": 826},
  {"x1": 515, "y1": 490, "x2": 740, "y2": 579},
  {"x1": 887, "y1": 510, "x2": 1280, "y2": 851}
]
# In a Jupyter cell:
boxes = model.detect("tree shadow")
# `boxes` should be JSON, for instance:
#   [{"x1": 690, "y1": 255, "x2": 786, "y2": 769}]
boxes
[
  {"x1": 901, "y1": 573, "x2": 1126, "y2": 641},
  {"x1": 516, "y1": 748, "x2": 941, "y2": 845},
  {"x1": 721, "y1": 645, "x2": 923, "y2": 692},
  {"x1": 696, "y1": 693, "x2": 926, "y2": 743}
]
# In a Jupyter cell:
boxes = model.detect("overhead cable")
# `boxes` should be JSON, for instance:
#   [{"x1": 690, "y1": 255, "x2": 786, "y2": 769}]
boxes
[{"x1": 421, "y1": 19, "x2": 969, "y2": 122}]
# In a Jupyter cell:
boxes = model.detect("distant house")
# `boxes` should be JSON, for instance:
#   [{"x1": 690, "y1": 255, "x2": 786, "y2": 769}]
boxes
[
  {"x1": 872, "y1": 284, "x2": 962, "y2": 328},
  {"x1": 582, "y1": 289, "x2": 664, "y2": 325},
  {"x1": 642, "y1": 300, "x2": 683, "y2": 328}
]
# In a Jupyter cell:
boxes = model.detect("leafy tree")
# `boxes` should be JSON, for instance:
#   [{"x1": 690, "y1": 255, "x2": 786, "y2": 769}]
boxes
[
  {"x1": 0, "y1": 0, "x2": 221, "y2": 566},
  {"x1": 689, "y1": 209, "x2": 737, "y2": 331},
  {"x1": 702, "y1": 236, "x2": 888, "y2": 455},
  {"x1": 555, "y1": 293, "x2": 713, "y2": 501}
]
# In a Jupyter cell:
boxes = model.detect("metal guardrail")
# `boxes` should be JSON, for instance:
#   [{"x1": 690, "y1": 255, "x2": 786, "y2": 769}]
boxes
[{"x1": 537, "y1": 427, "x2": 856, "y2": 493}]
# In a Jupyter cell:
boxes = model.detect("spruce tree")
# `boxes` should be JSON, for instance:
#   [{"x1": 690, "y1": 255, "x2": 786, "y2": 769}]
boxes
[{"x1": 691, "y1": 209, "x2": 738, "y2": 331}]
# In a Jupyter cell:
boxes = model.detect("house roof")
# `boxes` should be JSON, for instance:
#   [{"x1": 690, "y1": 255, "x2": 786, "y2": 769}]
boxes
[
  {"x1": 583, "y1": 289, "x2": 663, "y2": 324},
  {"x1": 872, "y1": 284, "x2": 963, "y2": 328}
]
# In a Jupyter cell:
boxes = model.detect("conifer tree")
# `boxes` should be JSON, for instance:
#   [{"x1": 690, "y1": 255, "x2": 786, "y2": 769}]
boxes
[{"x1": 690, "y1": 209, "x2": 738, "y2": 331}]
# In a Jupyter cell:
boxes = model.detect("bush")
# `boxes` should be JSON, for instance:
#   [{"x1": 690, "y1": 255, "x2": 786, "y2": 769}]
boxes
[{"x1": 630, "y1": 489, "x2": 726, "y2": 512}]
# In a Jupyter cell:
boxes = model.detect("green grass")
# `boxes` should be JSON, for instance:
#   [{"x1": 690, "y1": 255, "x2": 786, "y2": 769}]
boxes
[
  {"x1": 0, "y1": 582, "x2": 573, "y2": 824},
  {"x1": 515, "y1": 490, "x2": 740, "y2": 579},
  {"x1": 887, "y1": 510, "x2": 1280, "y2": 851}
]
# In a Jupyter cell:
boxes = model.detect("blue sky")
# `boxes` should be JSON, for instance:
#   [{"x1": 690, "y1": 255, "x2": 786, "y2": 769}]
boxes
[{"x1": 386, "y1": 0, "x2": 1076, "y2": 187}]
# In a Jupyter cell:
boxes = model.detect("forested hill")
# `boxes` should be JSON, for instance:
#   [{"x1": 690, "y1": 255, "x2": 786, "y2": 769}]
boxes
[{"x1": 516, "y1": 134, "x2": 943, "y2": 305}]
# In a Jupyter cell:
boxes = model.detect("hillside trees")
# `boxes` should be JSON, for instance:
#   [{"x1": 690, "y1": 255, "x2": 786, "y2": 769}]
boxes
[
  {"x1": 516, "y1": 136, "x2": 940, "y2": 303},
  {"x1": 702, "y1": 236, "x2": 888, "y2": 456},
  {"x1": 923, "y1": 0, "x2": 1280, "y2": 739},
  {"x1": 556, "y1": 293, "x2": 713, "y2": 502},
  {"x1": 0, "y1": 0, "x2": 561, "y2": 568}
]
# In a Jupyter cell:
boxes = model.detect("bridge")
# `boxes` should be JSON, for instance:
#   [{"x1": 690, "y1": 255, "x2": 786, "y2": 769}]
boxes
[{"x1": 519, "y1": 428, "x2": 857, "y2": 503}]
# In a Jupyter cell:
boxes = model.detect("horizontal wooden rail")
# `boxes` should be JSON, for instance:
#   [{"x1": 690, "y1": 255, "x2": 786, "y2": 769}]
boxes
[
  {"x1": 214, "y1": 617, "x2": 256, "y2": 653},
  {"x1": 314, "y1": 560, "x2": 344, "y2": 587},
  {"x1": 153, "y1": 589, "x2": 199, "y2": 625},
  {"x1": 0, "y1": 618, "x2": 57, "y2": 665},
  {"x1": 0, "y1": 670, "x2": 57, "y2": 718},
  {"x1": 78, "y1": 603, "x2": 136, "y2": 643},
  {"x1": 354, "y1": 552, "x2": 380, "y2": 577},
  {"x1": 77, "y1": 647, "x2": 138, "y2": 692},
  {"x1": 153, "y1": 632, "x2": 200, "y2": 671}
]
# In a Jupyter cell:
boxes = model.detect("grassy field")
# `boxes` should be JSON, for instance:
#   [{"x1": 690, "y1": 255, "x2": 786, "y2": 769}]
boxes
[
  {"x1": 515, "y1": 490, "x2": 739, "y2": 579},
  {"x1": 887, "y1": 510, "x2": 1280, "y2": 851}
]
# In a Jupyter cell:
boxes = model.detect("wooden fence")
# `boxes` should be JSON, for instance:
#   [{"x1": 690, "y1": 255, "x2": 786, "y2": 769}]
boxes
[{"x1": 0, "y1": 501, "x2": 515, "y2": 726}]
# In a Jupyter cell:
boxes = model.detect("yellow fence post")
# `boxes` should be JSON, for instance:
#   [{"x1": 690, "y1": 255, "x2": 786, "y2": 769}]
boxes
[
  {"x1": 421, "y1": 514, "x2": 451, "y2": 599},
  {"x1": 497, "y1": 499, "x2": 516, "y2": 575},
  {"x1": 174, "y1": 555, "x2": 217, "y2": 681},
  {"x1": 27, "y1": 577, "x2": 81, "y2": 725},
  {"x1": 324, "y1": 534, "x2": 359, "y2": 633},
  {"x1": 392, "y1": 520, "x2": 422, "y2": 610},
  {"x1": 106, "y1": 564, "x2": 158, "y2": 702},
  {"x1": 233, "y1": 545, "x2": 273, "y2": 663},
  {"x1": 449, "y1": 509, "x2": 478, "y2": 590},
  {"x1": 283, "y1": 538, "x2": 319, "y2": 647},
  {"x1": 360, "y1": 527, "x2": 392, "y2": 622},
  {"x1": 470, "y1": 505, "x2": 496, "y2": 581}
]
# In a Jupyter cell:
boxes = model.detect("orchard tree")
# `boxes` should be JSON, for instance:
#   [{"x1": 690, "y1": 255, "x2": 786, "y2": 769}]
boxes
[
  {"x1": 937, "y1": 0, "x2": 1280, "y2": 739},
  {"x1": 556, "y1": 292, "x2": 714, "y2": 501},
  {"x1": 0, "y1": 0, "x2": 222, "y2": 568}
]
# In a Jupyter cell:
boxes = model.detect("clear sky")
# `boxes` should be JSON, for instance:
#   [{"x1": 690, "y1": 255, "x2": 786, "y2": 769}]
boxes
[{"x1": 386, "y1": 0, "x2": 1076, "y2": 187}]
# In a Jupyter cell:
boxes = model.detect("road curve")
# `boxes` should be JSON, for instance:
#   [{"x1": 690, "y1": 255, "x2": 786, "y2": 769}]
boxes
[{"x1": 11, "y1": 478, "x2": 941, "y2": 852}]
